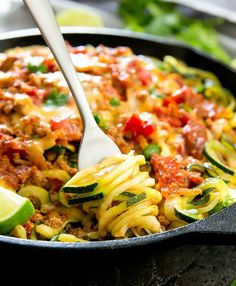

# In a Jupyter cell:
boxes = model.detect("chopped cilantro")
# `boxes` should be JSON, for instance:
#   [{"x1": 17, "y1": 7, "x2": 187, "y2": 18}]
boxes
[
  {"x1": 44, "y1": 90, "x2": 68, "y2": 107},
  {"x1": 27, "y1": 63, "x2": 48, "y2": 73},
  {"x1": 110, "y1": 97, "x2": 121, "y2": 106},
  {"x1": 193, "y1": 85, "x2": 206, "y2": 94},
  {"x1": 143, "y1": 144, "x2": 161, "y2": 160},
  {"x1": 93, "y1": 114, "x2": 100, "y2": 125},
  {"x1": 93, "y1": 113, "x2": 108, "y2": 130},
  {"x1": 150, "y1": 88, "x2": 165, "y2": 99}
]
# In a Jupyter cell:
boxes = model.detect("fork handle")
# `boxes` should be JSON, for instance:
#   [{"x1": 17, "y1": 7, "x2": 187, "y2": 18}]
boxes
[{"x1": 23, "y1": 0, "x2": 98, "y2": 129}]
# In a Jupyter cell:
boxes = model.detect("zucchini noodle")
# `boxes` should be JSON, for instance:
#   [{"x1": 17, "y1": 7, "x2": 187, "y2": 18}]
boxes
[{"x1": 59, "y1": 152, "x2": 162, "y2": 238}]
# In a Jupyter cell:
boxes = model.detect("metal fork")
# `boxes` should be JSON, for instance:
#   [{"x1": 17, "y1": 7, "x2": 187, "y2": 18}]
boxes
[{"x1": 23, "y1": 0, "x2": 121, "y2": 170}]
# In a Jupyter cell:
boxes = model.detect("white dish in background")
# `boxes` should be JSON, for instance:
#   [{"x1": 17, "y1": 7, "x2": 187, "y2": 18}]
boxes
[{"x1": 168, "y1": 0, "x2": 236, "y2": 24}]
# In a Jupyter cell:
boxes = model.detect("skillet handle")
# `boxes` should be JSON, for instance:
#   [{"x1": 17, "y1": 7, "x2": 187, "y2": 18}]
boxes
[{"x1": 186, "y1": 203, "x2": 236, "y2": 234}]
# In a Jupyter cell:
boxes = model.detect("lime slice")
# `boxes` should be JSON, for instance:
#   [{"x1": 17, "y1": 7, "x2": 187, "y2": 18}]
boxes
[
  {"x1": 0, "y1": 186, "x2": 35, "y2": 235},
  {"x1": 56, "y1": 8, "x2": 104, "y2": 27}
]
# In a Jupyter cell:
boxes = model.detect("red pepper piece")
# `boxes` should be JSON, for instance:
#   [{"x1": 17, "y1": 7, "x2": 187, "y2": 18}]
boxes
[{"x1": 124, "y1": 114, "x2": 156, "y2": 137}]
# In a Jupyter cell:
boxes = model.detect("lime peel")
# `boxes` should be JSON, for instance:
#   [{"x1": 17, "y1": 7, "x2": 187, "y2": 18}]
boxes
[
  {"x1": 0, "y1": 186, "x2": 35, "y2": 235},
  {"x1": 56, "y1": 8, "x2": 104, "y2": 27}
]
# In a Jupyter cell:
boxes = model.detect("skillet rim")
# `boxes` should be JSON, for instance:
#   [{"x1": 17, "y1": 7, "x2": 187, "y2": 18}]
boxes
[
  {"x1": 0, "y1": 27, "x2": 235, "y2": 251},
  {"x1": 0, "y1": 26, "x2": 235, "y2": 73}
]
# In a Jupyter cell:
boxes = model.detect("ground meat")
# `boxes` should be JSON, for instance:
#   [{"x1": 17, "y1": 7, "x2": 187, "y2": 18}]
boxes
[
  {"x1": 0, "y1": 91, "x2": 16, "y2": 113},
  {"x1": 107, "y1": 125, "x2": 133, "y2": 154},
  {"x1": 0, "y1": 124, "x2": 13, "y2": 135},
  {"x1": 23, "y1": 166, "x2": 48, "y2": 188},
  {"x1": 0, "y1": 168, "x2": 19, "y2": 190},
  {"x1": 44, "y1": 211, "x2": 65, "y2": 229},
  {"x1": 182, "y1": 118, "x2": 207, "y2": 159},
  {"x1": 50, "y1": 116, "x2": 82, "y2": 141},
  {"x1": 0, "y1": 56, "x2": 17, "y2": 72},
  {"x1": 15, "y1": 166, "x2": 33, "y2": 184},
  {"x1": 183, "y1": 87, "x2": 218, "y2": 118},
  {"x1": 18, "y1": 114, "x2": 51, "y2": 137},
  {"x1": 0, "y1": 72, "x2": 14, "y2": 88},
  {"x1": 151, "y1": 154, "x2": 204, "y2": 198},
  {"x1": 154, "y1": 103, "x2": 189, "y2": 128},
  {"x1": 31, "y1": 210, "x2": 44, "y2": 224},
  {"x1": 0, "y1": 150, "x2": 47, "y2": 190},
  {"x1": 67, "y1": 225, "x2": 93, "y2": 239}
]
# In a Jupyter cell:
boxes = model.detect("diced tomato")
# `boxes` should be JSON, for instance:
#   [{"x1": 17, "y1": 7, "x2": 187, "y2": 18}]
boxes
[
  {"x1": 26, "y1": 88, "x2": 37, "y2": 97},
  {"x1": 179, "y1": 113, "x2": 189, "y2": 126},
  {"x1": 124, "y1": 114, "x2": 142, "y2": 135},
  {"x1": 124, "y1": 114, "x2": 156, "y2": 137},
  {"x1": 151, "y1": 154, "x2": 204, "y2": 198},
  {"x1": 172, "y1": 88, "x2": 185, "y2": 104},
  {"x1": 162, "y1": 86, "x2": 191, "y2": 107},
  {"x1": 24, "y1": 221, "x2": 34, "y2": 238},
  {"x1": 154, "y1": 104, "x2": 189, "y2": 127},
  {"x1": 137, "y1": 68, "x2": 152, "y2": 86},
  {"x1": 50, "y1": 117, "x2": 82, "y2": 140},
  {"x1": 43, "y1": 58, "x2": 56, "y2": 72},
  {"x1": 171, "y1": 85, "x2": 191, "y2": 104},
  {"x1": 50, "y1": 117, "x2": 64, "y2": 131},
  {"x1": 162, "y1": 97, "x2": 176, "y2": 107},
  {"x1": 26, "y1": 88, "x2": 47, "y2": 105},
  {"x1": 188, "y1": 172, "x2": 205, "y2": 186},
  {"x1": 141, "y1": 123, "x2": 156, "y2": 137}
]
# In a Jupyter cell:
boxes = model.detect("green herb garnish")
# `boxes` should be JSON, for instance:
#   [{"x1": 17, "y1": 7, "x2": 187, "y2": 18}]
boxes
[
  {"x1": 27, "y1": 63, "x2": 48, "y2": 73},
  {"x1": 143, "y1": 144, "x2": 161, "y2": 160},
  {"x1": 150, "y1": 88, "x2": 165, "y2": 99},
  {"x1": 93, "y1": 113, "x2": 108, "y2": 130},
  {"x1": 110, "y1": 97, "x2": 121, "y2": 106},
  {"x1": 44, "y1": 90, "x2": 68, "y2": 107}
]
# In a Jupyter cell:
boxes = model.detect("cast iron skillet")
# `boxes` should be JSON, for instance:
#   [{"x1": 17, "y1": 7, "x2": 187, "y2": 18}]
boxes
[{"x1": 0, "y1": 27, "x2": 236, "y2": 252}]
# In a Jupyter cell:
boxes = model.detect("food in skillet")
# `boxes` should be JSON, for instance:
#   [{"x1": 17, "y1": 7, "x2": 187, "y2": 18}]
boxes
[{"x1": 0, "y1": 43, "x2": 236, "y2": 242}]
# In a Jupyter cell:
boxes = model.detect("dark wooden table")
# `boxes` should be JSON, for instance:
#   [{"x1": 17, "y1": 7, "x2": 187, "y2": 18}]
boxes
[{"x1": 1, "y1": 242, "x2": 236, "y2": 285}]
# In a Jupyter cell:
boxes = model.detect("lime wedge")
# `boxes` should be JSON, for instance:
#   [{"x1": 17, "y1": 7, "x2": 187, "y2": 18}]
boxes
[
  {"x1": 0, "y1": 186, "x2": 35, "y2": 235},
  {"x1": 56, "y1": 8, "x2": 104, "y2": 27}
]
